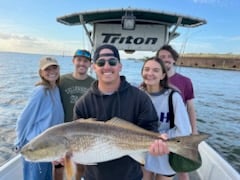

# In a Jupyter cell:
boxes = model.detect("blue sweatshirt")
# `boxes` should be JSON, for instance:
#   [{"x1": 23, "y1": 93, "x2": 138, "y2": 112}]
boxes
[{"x1": 15, "y1": 85, "x2": 64, "y2": 149}]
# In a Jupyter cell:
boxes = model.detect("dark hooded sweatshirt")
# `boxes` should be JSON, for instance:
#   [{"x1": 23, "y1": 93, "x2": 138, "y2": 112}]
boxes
[{"x1": 74, "y1": 76, "x2": 158, "y2": 180}]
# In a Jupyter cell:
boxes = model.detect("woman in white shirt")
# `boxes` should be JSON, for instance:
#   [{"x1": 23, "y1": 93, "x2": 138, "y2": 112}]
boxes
[{"x1": 140, "y1": 57, "x2": 192, "y2": 180}]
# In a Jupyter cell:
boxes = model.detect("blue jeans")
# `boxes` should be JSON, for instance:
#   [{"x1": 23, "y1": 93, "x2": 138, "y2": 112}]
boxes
[{"x1": 22, "y1": 157, "x2": 53, "y2": 180}]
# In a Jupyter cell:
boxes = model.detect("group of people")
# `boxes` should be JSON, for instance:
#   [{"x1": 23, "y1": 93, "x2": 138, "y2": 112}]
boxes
[{"x1": 15, "y1": 43, "x2": 197, "y2": 180}]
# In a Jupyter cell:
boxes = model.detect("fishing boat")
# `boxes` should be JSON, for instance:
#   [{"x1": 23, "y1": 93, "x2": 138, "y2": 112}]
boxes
[{"x1": 0, "y1": 8, "x2": 239, "y2": 180}]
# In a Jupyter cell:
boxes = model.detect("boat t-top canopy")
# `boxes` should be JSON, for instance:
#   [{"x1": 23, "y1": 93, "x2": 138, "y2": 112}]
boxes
[
  {"x1": 57, "y1": 8, "x2": 206, "y2": 52},
  {"x1": 57, "y1": 8, "x2": 206, "y2": 27}
]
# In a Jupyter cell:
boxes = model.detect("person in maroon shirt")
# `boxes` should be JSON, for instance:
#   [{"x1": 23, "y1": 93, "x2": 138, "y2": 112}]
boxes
[{"x1": 156, "y1": 45, "x2": 198, "y2": 180}]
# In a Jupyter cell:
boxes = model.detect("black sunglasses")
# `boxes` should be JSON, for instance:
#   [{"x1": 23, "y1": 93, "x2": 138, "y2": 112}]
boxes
[{"x1": 95, "y1": 58, "x2": 119, "y2": 67}]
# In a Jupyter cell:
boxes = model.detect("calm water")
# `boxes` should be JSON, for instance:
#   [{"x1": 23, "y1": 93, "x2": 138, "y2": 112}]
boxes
[{"x1": 0, "y1": 52, "x2": 239, "y2": 173}]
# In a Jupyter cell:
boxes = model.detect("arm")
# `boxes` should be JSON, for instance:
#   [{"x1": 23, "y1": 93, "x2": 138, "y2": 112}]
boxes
[
  {"x1": 184, "y1": 77, "x2": 198, "y2": 134},
  {"x1": 186, "y1": 99, "x2": 198, "y2": 134},
  {"x1": 167, "y1": 92, "x2": 192, "y2": 138},
  {"x1": 15, "y1": 86, "x2": 44, "y2": 149},
  {"x1": 136, "y1": 92, "x2": 159, "y2": 132}
]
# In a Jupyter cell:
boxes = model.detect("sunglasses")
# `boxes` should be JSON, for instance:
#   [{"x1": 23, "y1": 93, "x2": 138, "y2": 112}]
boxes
[{"x1": 95, "y1": 58, "x2": 119, "y2": 67}]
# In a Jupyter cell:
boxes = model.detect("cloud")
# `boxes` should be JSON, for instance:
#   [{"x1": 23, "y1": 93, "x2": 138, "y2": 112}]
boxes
[
  {"x1": 0, "y1": 32, "x2": 88, "y2": 56},
  {"x1": 0, "y1": 33, "x2": 36, "y2": 41}
]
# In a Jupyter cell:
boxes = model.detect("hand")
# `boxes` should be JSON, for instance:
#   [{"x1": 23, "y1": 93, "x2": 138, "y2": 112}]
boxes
[
  {"x1": 149, "y1": 134, "x2": 169, "y2": 156},
  {"x1": 192, "y1": 129, "x2": 199, "y2": 135}
]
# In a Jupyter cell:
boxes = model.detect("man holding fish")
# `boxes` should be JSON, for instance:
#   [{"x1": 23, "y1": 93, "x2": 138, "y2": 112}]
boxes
[
  {"x1": 72, "y1": 44, "x2": 169, "y2": 180},
  {"x1": 20, "y1": 44, "x2": 207, "y2": 180}
]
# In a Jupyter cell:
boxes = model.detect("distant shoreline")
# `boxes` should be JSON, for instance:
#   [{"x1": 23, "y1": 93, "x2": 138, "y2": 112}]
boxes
[
  {"x1": 177, "y1": 54, "x2": 240, "y2": 71},
  {"x1": 181, "y1": 53, "x2": 240, "y2": 58},
  {"x1": 136, "y1": 53, "x2": 240, "y2": 71},
  {"x1": 1, "y1": 51, "x2": 240, "y2": 71}
]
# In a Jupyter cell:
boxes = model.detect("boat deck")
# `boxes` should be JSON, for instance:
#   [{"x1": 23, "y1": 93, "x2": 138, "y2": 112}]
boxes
[{"x1": 174, "y1": 171, "x2": 200, "y2": 180}]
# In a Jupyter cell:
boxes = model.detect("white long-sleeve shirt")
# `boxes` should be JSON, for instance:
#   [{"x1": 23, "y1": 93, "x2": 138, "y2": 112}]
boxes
[{"x1": 145, "y1": 88, "x2": 192, "y2": 175}]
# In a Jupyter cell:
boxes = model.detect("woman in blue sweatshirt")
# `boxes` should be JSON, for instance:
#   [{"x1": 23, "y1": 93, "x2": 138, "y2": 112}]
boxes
[{"x1": 15, "y1": 57, "x2": 64, "y2": 180}]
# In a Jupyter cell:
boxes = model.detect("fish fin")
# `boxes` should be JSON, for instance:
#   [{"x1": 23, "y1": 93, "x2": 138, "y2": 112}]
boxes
[
  {"x1": 107, "y1": 117, "x2": 138, "y2": 128},
  {"x1": 169, "y1": 133, "x2": 210, "y2": 163},
  {"x1": 129, "y1": 152, "x2": 147, "y2": 165},
  {"x1": 75, "y1": 117, "x2": 160, "y2": 138},
  {"x1": 106, "y1": 117, "x2": 160, "y2": 137},
  {"x1": 64, "y1": 152, "x2": 75, "y2": 180}
]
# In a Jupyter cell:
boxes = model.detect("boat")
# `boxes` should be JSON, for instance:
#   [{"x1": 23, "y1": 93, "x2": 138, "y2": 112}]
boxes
[{"x1": 0, "y1": 8, "x2": 239, "y2": 180}]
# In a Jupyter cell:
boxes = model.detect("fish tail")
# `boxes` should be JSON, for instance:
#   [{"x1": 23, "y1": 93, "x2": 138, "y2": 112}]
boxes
[
  {"x1": 64, "y1": 152, "x2": 75, "y2": 180},
  {"x1": 169, "y1": 133, "x2": 210, "y2": 163}
]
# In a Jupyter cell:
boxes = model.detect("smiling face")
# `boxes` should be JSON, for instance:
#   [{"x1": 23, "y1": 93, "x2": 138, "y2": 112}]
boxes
[
  {"x1": 40, "y1": 65, "x2": 60, "y2": 86},
  {"x1": 142, "y1": 59, "x2": 166, "y2": 91},
  {"x1": 157, "y1": 49, "x2": 175, "y2": 72},
  {"x1": 73, "y1": 56, "x2": 91, "y2": 76},
  {"x1": 93, "y1": 48, "x2": 122, "y2": 85}
]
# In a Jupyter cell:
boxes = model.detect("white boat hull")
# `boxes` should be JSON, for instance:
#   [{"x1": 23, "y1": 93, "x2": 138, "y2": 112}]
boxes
[
  {"x1": 0, "y1": 142, "x2": 239, "y2": 180},
  {"x1": 0, "y1": 154, "x2": 23, "y2": 180},
  {"x1": 197, "y1": 141, "x2": 240, "y2": 180}
]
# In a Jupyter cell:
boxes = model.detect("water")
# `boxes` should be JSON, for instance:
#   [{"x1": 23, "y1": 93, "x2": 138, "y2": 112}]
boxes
[{"x1": 0, "y1": 52, "x2": 239, "y2": 173}]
